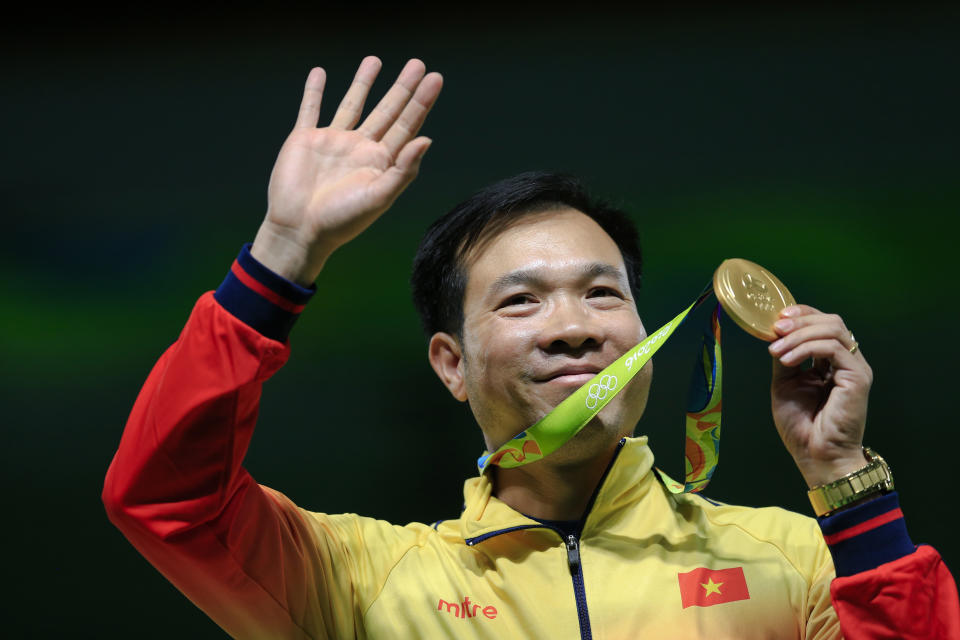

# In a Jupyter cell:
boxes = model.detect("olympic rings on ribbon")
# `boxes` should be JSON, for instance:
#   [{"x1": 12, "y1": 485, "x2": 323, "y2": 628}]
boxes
[{"x1": 585, "y1": 375, "x2": 618, "y2": 410}]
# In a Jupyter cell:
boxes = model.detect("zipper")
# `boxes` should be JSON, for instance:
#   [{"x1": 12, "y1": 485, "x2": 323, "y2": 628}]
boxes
[
  {"x1": 566, "y1": 534, "x2": 592, "y2": 640},
  {"x1": 464, "y1": 524, "x2": 542, "y2": 546},
  {"x1": 464, "y1": 439, "x2": 629, "y2": 639},
  {"x1": 565, "y1": 534, "x2": 581, "y2": 572},
  {"x1": 560, "y1": 438, "x2": 626, "y2": 640},
  {"x1": 470, "y1": 527, "x2": 593, "y2": 639}
]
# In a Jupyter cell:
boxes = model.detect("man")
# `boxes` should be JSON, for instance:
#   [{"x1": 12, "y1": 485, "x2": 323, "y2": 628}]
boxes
[{"x1": 103, "y1": 57, "x2": 958, "y2": 638}]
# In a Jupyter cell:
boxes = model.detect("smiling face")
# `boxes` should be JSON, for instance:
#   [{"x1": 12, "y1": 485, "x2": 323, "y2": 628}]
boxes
[{"x1": 428, "y1": 207, "x2": 652, "y2": 465}]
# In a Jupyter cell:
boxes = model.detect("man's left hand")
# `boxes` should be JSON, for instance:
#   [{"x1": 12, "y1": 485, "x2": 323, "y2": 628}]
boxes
[{"x1": 768, "y1": 304, "x2": 873, "y2": 488}]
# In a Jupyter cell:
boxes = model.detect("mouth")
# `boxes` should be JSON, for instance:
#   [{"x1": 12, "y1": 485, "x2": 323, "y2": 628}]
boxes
[{"x1": 537, "y1": 366, "x2": 603, "y2": 386}]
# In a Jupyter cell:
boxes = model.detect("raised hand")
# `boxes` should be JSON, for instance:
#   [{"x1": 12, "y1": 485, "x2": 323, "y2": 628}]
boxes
[
  {"x1": 251, "y1": 57, "x2": 443, "y2": 285},
  {"x1": 768, "y1": 305, "x2": 874, "y2": 488}
]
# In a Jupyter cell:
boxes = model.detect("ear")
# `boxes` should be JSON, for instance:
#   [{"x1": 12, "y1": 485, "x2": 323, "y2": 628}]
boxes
[{"x1": 428, "y1": 332, "x2": 468, "y2": 402}]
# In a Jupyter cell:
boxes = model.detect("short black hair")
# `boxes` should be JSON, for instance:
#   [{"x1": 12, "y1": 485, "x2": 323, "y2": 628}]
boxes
[{"x1": 411, "y1": 171, "x2": 643, "y2": 338}]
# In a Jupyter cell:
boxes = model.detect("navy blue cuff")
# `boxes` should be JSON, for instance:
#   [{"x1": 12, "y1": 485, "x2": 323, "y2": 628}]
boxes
[
  {"x1": 213, "y1": 243, "x2": 316, "y2": 342},
  {"x1": 818, "y1": 491, "x2": 915, "y2": 577}
]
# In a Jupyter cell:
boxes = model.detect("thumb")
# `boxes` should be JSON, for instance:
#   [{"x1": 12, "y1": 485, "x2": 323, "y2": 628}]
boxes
[
  {"x1": 373, "y1": 137, "x2": 432, "y2": 206},
  {"x1": 770, "y1": 353, "x2": 796, "y2": 385},
  {"x1": 395, "y1": 136, "x2": 432, "y2": 174}
]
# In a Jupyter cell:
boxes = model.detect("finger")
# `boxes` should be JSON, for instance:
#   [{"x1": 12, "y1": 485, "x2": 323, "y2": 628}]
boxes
[
  {"x1": 380, "y1": 72, "x2": 444, "y2": 158},
  {"x1": 294, "y1": 67, "x2": 327, "y2": 129},
  {"x1": 769, "y1": 314, "x2": 855, "y2": 357},
  {"x1": 370, "y1": 136, "x2": 432, "y2": 205},
  {"x1": 394, "y1": 136, "x2": 432, "y2": 173},
  {"x1": 770, "y1": 351, "x2": 802, "y2": 386},
  {"x1": 357, "y1": 59, "x2": 426, "y2": 140},
  {"x1": 779, "y1": 303, "x2": 827, "y2": 318},
  {"x1": 330, "y1": 56, "x2": 383, "y2": 130},
  {"x1": 776, "y1": 337, "x2": 860, "y2": 369}
]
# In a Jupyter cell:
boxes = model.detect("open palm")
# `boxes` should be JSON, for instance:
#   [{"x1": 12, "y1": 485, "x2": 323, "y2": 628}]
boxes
[{"x1": 253, "y1": 57, "x2": 443, "y2": 284}]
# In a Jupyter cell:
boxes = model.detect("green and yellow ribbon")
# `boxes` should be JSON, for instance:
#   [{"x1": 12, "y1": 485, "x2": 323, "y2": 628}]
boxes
[
  {"x1": 655, "y1": 305, "x2": 723, "y2": 494},
  {"x1": 477, "y1": 288, "x2": 725, "y2": 494}
]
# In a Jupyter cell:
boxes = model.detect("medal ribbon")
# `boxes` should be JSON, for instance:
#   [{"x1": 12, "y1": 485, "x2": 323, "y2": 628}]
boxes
[
  {"x1": 478, "y1": 287, "x2": 724, "y2": 495},
  {"x1": 655, "y1": 306, "x2": 723, "y2": 494}
]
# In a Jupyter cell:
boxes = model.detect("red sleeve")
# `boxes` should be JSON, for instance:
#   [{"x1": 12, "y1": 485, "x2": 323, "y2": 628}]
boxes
[
  {"x1": 101, "y1": 246, "x2": 338, "y2": 639},
  {"x1": 819, "y1": 494, "x2": 960, "y2": 639},
  {"x1": 830, "y1": 546, "x2": 960, "y2": 639}
]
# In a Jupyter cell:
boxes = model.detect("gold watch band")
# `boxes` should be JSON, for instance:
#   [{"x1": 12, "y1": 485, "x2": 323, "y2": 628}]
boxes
[{"x1": 807, "y1": 447, "x2": 894, "y2": 517}]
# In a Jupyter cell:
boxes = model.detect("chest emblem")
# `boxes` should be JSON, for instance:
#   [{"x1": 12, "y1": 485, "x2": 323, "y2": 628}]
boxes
[
  {"x1": 437, "y1": 596, "x2": 498, "y2": 620},
  {"x1": 677, "y1": 567, "x2": 751, "y2": 608}
]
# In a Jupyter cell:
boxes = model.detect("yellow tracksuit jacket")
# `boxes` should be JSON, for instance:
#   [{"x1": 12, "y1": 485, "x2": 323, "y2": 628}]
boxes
[
  {"x1": 102, "y1": 297, "x2": 839, "y2": 639},
  {"x1": 309, "y1": 436, "x2": 839, "y2": 639}
]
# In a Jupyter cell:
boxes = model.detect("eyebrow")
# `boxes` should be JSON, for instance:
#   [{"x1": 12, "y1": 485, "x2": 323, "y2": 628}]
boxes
[{"x1": 487, "y1": 262, "x2": 629, "y2": 298}]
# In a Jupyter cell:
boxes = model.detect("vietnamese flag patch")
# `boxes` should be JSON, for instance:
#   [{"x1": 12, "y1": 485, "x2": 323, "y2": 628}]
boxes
[{"x1": 677, "y1": 567, "x2": 750, "y2": 609}]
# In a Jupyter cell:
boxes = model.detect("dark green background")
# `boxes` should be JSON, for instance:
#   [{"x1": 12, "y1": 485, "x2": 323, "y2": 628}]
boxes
[{"x1": 4, "y1": 5, "x2": 957, "y2": 637}]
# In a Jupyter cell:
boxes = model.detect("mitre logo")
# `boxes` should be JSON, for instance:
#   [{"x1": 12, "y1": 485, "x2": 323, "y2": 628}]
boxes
[{"x1": 437, "y1": 596, "x2": 498, "y2": 620}]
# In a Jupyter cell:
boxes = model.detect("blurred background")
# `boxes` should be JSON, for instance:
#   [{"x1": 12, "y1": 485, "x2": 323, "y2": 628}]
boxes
[{"x1": 3, "y1": 3, "x2": 957, "y2": 636}]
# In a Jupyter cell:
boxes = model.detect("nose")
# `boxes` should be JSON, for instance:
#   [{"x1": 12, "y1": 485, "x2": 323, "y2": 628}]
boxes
[{"x1": 536, "y1": 296, "x2": 604, "y2": 354}]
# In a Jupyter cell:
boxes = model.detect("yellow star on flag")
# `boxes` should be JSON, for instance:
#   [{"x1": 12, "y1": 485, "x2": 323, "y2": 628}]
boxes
[{"x1": 701, "y1": 578, "x2": 723, "y2": 597}]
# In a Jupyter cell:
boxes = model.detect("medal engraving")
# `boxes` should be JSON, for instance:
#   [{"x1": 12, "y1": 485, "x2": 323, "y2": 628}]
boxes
[
  {"x1": 742, "y1": 273, "x2": 775, "y2": 311},
  {"x1": 714, "y1": 259, "x2": 796, "y2": 341}
]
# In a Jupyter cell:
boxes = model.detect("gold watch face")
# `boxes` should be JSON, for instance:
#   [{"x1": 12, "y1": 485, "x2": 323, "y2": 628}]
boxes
[{"x1": 713, "y1": 258, "x2": 796, "y2": 342}]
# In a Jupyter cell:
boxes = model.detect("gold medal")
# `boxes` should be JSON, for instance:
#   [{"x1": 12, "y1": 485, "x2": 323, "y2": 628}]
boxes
[{"x1": 713, "y1": 258, "x2": 796, "y2": 341}]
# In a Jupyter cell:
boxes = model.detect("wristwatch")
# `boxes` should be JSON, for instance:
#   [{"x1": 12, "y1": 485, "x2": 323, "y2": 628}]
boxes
[{"x1": 807, "y1": 447, "x2": 894, "y2": 517}]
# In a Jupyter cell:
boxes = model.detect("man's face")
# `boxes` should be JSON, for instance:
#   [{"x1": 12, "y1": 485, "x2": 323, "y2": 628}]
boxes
[{"x1": 452, "y1": 208, "x2": 652, "y2": 460}]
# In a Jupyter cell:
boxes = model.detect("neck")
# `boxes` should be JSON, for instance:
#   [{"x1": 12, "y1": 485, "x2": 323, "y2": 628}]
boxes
[{"x1": 492, "y1": 440, "x2": 621, "y2": 521}]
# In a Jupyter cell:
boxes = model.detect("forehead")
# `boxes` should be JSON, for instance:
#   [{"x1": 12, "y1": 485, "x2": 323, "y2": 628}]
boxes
[{"x1": 463, "y1": 208, "x2": 627, "y2": 299}]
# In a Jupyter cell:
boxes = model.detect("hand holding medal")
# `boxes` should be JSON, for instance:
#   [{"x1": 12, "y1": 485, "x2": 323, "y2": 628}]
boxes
[{"x1": 714, "y1": 258, "x2": 871, "y2": 490}]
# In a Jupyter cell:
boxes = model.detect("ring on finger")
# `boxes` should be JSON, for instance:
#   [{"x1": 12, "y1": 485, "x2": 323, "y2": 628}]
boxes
[{"x1": 848, "y1": 332, "x2": 859, "y2": 355}]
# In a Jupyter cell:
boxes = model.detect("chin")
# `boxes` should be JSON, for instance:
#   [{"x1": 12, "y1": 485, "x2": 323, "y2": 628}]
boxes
[{"x1": 546, "y1": 417, "x2": 627, "y2": 467}]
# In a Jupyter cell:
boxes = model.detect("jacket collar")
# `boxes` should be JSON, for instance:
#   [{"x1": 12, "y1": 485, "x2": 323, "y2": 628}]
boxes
[{"x1": 458, "y1": 436, "x2": 658, "y2": 543}]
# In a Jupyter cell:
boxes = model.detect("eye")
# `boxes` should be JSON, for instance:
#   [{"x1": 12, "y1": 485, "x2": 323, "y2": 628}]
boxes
[
  {"x1": 498, "y1": 293, "x2": 538, "y2": 309},
  {"x1": 587, "y1": 287, "x2": 620, "y2": 298}
]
